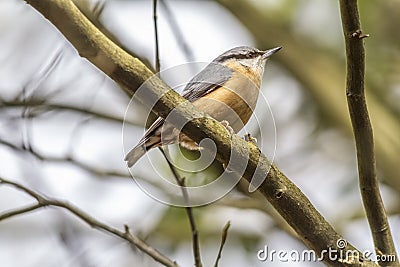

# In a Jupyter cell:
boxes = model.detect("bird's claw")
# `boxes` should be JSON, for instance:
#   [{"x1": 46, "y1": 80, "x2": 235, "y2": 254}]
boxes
[
  {"x1": 222, "y1": 162, "x2": 234, "y2": 173},
  {"x1": 244, "y1": 133, "x2": 257, "y2": 144}
]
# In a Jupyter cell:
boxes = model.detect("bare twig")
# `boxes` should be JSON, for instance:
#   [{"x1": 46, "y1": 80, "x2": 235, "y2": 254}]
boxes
[
  {"x1": 21, "y1": 90, "x2": 33, "y2": 152},
  {"x1": 72, "y1": 0, "x2": 155, "y2": 73},
  {"x1": 213, "y1": 221, "x2": 230, "y2": 267},
  {"x1": 0, "y1": 139, "x2": 130, "y2": 179},
  {"x1": 159, "y1": 0, "x2": 195, "y2": 63},
  {"x1": 216, "y1": 196, "x2": 297, "y2": 238},
  {"x1": 0, "y1": 203, "x2": 42, "y2": 221},
  {"x1": 153, "y1": 0, "x2": 161, "y2": 74},
  {"x1": 1, "y1": 138, "x2": 173, "y2": 192},
  {"x1": 159, "y1": 148, "x2": 203, "y2": 267},
  {"x1": 0, "y1": 100, "x2": 135, "y2": 125},
  {"x1": 57, "y1": 219, "x2": 95, "y2": 267},
  {"x1": 339, "y1": 1, "x2": 399, "y2": 266},
  {"x1": 15, "y1": 49, "x2": 64, "y2": 102},
  {"x1": 0, "y1": 177, "x2": 179, "y2": 267},
  {"x1": 152, "y1": 2, "x2": 201, "y2": 265}
]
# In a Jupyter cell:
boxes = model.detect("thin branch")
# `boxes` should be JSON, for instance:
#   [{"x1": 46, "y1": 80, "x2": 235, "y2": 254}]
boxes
[
  {"x1": 216, "y1": 196, "x2": 297, "y2": 238},
  {"x1": 1, "y1": 138, "x2": 172, "y2": 192},
  {"x1": 216, "y1": 0, "x2": 400, "y2": 195},
  {"x1": 153, "y1": 0, "x2": 160, "y2": 74},
  {"x1": 72, "y1": 0, "x2": 156, "y2": 73},
  {"x1": 0, "y1": 139, "x2": 130, "y2": 179},
  {"x1": 152, "y1": 3, "x2": 201, "y2": 265},
  {"x1": 23, "y1": 1, "x2": 380, "y2": 265},
  {"x1": 213, "y1": 220, "x2": 230, "y2": 267},
  {"x1": 15, "y1": 48, "x2": 64, "y2": 102},
  {"x1": 159, "y1": 0, "x2": 195, "y2": 63},
  {"x1": 0, "y1": 177, "x2": 179, "y2": 267},
  {"x1": 159, "y1": 148, "x2": 203, "y2": 267},
  {"x1": 339, "y1": 1, "x2": 399, "y2": 265},
  {"x1": 0, "y1": 203, "x2": 42, "y2": 221},
  {"x1": 21, "y1": 84, "x2": 33, "y2": 152},
  {"x1": 0, "y1": 100, "x2": 135, "y2": 125},
  {"x1": 56, "y1": 218, "x2": 95, "y2": 267}
]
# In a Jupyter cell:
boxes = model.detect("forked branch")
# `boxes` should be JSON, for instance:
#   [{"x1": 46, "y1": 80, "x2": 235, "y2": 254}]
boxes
[{"x1": 0, "y1": 178, "x2": 179, "y2": 267}]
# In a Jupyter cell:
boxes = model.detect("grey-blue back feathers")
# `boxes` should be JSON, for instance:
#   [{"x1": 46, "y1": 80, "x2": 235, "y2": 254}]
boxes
[
  {"x1": 182, "y1": 46, "x2": 264, "y2": 101},
  {"x1": 182, "y1": 62, "x2": 232, "y2": 102}
]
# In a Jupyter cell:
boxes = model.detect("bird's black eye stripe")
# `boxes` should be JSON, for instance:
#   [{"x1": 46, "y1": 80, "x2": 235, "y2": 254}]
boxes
[{"x1": 213, "y1": 49, "x2": 260, "y2": 63}]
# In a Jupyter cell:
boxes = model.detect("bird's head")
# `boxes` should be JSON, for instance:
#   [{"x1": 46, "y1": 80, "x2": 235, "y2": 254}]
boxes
[{"x1": 213, "y1": 46, "x2": 281, "y2": 71}]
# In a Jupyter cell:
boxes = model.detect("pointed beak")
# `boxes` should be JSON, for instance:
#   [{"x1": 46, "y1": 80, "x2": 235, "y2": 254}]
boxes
[{"x1": 262, "y1": 46, "x2": 282, "y2": 59}]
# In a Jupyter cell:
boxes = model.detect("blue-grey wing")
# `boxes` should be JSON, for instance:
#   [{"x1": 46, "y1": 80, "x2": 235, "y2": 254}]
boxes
[
  {"x1": 136, "y1": 63, "x2": 232, "y2": 145},
  {"x1": 182, "y1": 62, "x2": 233, "y2": 102}
]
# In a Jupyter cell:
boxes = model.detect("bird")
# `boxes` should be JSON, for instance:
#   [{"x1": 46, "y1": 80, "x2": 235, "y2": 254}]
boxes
[{"x1": 125, "y1": 46, "x2": 281, "y2": 167}]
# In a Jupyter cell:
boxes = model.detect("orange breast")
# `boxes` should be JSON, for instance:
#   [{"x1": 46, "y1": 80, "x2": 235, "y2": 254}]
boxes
[{"x1": 192, "y1": 63, "x2": 262, "y2": 133}]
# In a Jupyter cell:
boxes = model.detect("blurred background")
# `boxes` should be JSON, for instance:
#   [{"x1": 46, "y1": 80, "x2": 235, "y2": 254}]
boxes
[{"x1": 0, "y1": 0, "x2": 399, "y2": 266}]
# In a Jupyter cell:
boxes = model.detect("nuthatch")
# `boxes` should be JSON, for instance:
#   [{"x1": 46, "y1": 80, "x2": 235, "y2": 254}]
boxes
[{"x1": 125, "y1": 46, "x2": 281, "y2": 167}]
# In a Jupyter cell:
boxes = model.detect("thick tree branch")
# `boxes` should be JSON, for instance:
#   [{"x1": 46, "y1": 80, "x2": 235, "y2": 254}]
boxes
[
  {"x1": 23, "y1": 0, "x2": 379, "y2": 265},
  {"x1": 0, "y1": 177, "x2": 179, "y2": 267},
  {"x1": 339, "y1": 1, "x2": 399, "y2": 265}
]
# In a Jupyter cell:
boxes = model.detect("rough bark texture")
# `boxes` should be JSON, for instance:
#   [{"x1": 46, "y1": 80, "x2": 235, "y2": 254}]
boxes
[{"x1": 339, "y1": 0, "x2": 399, "y2": 265}]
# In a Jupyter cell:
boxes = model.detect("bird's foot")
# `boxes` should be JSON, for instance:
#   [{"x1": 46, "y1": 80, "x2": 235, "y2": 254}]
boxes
[
  {"x1": 222, "y1": 162, "x2": 234, "y2": 173},
  {"x1": 244, "y1": 133, "x2": 257, "y2": 144}
]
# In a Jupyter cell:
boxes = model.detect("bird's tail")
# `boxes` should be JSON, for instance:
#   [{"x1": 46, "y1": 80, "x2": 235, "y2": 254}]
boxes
[
  {"x1": 124, "y1": 144, "x2": 147, "y2": 167},
  {"x1": 124, "y1": 135, "x2": 162, "y2": 167}
]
